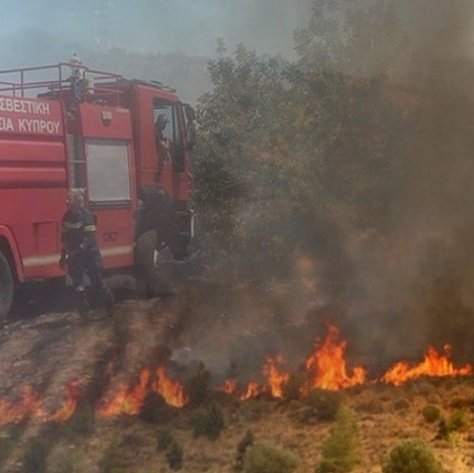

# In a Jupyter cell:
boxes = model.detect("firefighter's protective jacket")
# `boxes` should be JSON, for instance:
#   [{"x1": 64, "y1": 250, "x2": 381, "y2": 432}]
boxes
[{"x1": 61, "y1": 208, "x2": 97, "y2": 252}]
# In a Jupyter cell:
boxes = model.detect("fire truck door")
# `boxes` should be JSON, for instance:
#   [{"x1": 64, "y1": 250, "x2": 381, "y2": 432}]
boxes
[{"x1": 84, "y1": 139, "x2": 135, "y2": 269}]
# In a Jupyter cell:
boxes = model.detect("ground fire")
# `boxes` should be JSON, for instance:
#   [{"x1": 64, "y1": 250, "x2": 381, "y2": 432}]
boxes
[{"x1": 1, "y1": 324, "x2": 472, "y2": 426}]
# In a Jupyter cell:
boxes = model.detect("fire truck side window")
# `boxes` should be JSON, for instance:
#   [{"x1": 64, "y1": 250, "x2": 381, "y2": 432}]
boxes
[{"x1": 153, "y1": 101, "x2": 185, "y2": 173}]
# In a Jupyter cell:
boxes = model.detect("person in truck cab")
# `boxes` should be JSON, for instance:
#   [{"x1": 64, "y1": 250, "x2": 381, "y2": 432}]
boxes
[
  {"x1": 154, "y1": 113, "x2": 172, "y2": 163},
  {"x1": 59, "y1": 189, "x2": 115, "y2": 321}
]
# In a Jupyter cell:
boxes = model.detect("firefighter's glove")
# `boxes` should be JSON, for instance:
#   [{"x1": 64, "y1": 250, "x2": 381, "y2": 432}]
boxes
[{"x1": 59, "y1": 253, "x2": 68, "y2": 270}]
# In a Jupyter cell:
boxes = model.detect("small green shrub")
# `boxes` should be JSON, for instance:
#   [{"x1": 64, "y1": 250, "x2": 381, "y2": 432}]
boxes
[
  {"x1": 382, "y1": 439, "x2": 442, "y2": 473},
  {"x1": 191, "y1": 403, "x2": 225, "y2": 440},
  {"x1": 156, "y1": 428, "x2": 175, "y2": 453},
  {"x1": 68, "y1": 400, "x2": 95, "y2": 435},
  {"x1": 436, "y1": 409, "x2": 469, "y2": 440},
  {"x1": 297, "y1": 389, "x2": 343, "y2": 423},
  {"x1": 239, "y1": 399, "x2": 270, "y2": 421},
  {"x1": 22, "y1": 437, "x2": 52, "y2": 473},
  {"x1": 315, "y1": 408, "x2": 358, "y2": 473},
  {"x1": 0, "y1": 427, "x2": 19, "y2": 466},
  {"x1": 393, "y1": 399, "x2": 410, "y2": 411},
  {"x1": 186, "y1": 362, "x2": 212, "y2": 407},
  {"x1": 234, "y1": 430, "x2": 255, "y2": 471},
  {"x1": 244, "y1": 442, "x2": 298, "y2": 473},
  {"x1": 166, "y1": 441, "x2": 183, "y2": 471},
  {"x1": 48, "y1": 449, "x2": 82, "y2": 473},
  {"x1": 446, "y1": 409, "x2": 469, "y2": 432},
  {"x1": 98, "y1": 437, "x2": 128, "y2": 473},
  {"x1": 139, "y1": 392, "x2": 172, "y2": 424},
  {"x1": 422, "y1": 405, "x2": 440, "y2": 424},
  {"x1": 282, "y1": 373, "x2": 305, "y2": 400}
]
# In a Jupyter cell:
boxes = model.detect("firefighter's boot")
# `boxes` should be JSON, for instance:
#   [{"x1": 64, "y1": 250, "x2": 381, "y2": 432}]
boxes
[
  {"x1": 104, "y1": 289, "x2": 115, "y2": 317},
  {"x1": 76, "y1": 287, "x2": 89, "y2": 323}
]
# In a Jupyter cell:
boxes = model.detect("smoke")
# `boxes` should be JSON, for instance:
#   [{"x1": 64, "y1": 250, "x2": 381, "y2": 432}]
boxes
[{"x1": 181, "y1": 0, "x2": 474, "y2": 382}]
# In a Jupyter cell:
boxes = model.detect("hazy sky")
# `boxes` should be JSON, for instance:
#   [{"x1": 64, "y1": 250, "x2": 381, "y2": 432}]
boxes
[{"x1": 1, "y1": 0, "x2": 313, "y2": 58}]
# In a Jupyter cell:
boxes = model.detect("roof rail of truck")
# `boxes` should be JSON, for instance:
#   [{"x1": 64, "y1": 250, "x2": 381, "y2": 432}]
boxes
[{"x1": 0, "y1": 62, "x2": 125, "y2": 104}]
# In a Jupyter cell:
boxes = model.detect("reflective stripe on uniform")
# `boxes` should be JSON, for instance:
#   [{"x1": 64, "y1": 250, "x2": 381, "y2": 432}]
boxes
[
  {"x1": 63, "y1": 221, "x2": 84, "y2": 230},
  {"x1": 83, "y1": 225, "x2": 96, "y2": 232}
]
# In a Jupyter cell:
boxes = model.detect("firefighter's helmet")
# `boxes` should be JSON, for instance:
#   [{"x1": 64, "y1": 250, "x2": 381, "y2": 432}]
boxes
[{"x1": 155, "y1": 114, "x2": 169, "y2": 130}]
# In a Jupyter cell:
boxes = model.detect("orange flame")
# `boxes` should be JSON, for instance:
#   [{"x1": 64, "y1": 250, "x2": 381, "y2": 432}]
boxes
[
  {"x1": 40, "y1": 381, "x2": 81, "y2": 423},
  {"x1": 382, "y1": 345, "x2": 473, "y2": 386},
  {"x1": 153, "y1": 366, "x2": 188, "y2": 408},
  {"x1": 220, "y1": 379, "x2": 237, "y2": 395},
  {"x1": 263, "y1": 356, "x2": 289, "y2": 399},
  {"x1": 0, "y1": 382, "x2": 81, "y2": 426},
  {"x1": 97, "y1": 369, "x2": 151, "y2": 416},
  {"x1": 303, "y1": 325, "x2": 366, "y2": 392},
  {"x1": 239, "y1": 382, "x2": 264, "y2": 401}
]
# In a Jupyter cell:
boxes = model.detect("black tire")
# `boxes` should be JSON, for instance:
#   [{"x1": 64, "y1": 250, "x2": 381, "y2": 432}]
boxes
[
  {"x1": 135, "y1": 231, "x2": 171, "y2": 297},
  {"x1": 0, "y1": 251, "x2": 13, "y2": 324}
]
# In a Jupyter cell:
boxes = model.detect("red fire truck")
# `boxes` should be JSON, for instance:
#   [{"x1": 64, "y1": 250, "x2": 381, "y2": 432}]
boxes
[{"x1": 0, "y1": 61, "x2": 196, "y2": 321}]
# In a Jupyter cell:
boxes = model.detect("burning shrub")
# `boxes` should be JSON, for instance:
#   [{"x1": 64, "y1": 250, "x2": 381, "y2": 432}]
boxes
[
  {"x1": 315, "y1": 408, "x2": 358, "y2": 473},
  {"x1": 243, "y1": 442, "x2": 298, "y2": 473},
  {"x1": 296, "y1": 389, "x2": 343, "y2": 424},
  {"x1": 422, "y1": 405, "x2": 440, "y2": 424},
  {"x1": 234, "y1": 429, "x2": 255, "y2": 471},
  {"x1": 191, "y1": 403, "x2": 225, "y2": 440},
  {"x1": 156, "y1": 428, "x2": 175, "y2": 452},
  {"x1": 166, "y1": 440, "x2": 183, "y2": 471},
  {"x1": 98, "y1": 436, "x2": 128, "y2": 473},
  {"x1": 22, "y1": 436, "x2": 52, "y2": 473},
  {"x1": 382, "y1": 439, "x2": 442, "y2": 473}
]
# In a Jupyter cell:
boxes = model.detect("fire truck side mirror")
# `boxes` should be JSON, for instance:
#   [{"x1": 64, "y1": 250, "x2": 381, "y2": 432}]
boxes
[{"x1": 184, "y1": 104, "x2": 196, "y2": 150}]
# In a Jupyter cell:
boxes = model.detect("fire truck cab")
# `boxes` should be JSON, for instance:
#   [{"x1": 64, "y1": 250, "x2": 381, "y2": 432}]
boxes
[{"x1": 0, "y1": 62, "x2": 195, "y2": 321}]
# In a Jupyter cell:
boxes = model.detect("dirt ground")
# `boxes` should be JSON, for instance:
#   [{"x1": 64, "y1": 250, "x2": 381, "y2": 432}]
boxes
[{"x1": 1, "y1": 284, "x2": 474, "y2": 472}]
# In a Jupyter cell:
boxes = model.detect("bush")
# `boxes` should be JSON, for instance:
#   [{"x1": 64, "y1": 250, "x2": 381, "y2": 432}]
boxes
[
  {"x1": 0, "y1": 427, "x2": 19, "y2": 466},
  {"x1": 68, "y1": 400, "x2": 95, "y2": 435},
  {"x1": 48, "y1": 449, "x2": 82, "y2": 473},
  {"x1": 244, "y1": 442, "x2": 298, "y2": 473},
  {"x1": 282, "y1": 373, "x2": 305, "y2": 401},
  {"x1": 166, "y1": 441, "x2": 183, "y2": 471},
  {"x1": 238, "y1": 399, "x2": 270, "y2": 421},
  {"x1": 297, "y1": 389, "x2": 343, "y2": 423},
  {"x1": 186, "y1": 362, "x2": 212, "y2": 407},
  {"x1": 191, "y1": 403, "x2": 225, "y2": 440},
  {"x1": 446, "y1": 409, "x2": 469, "y2": 432},
  {"x1": 315, "y1": 408, "x2": 358, "y2": 473},
  {"x1": 422, "y1": 405, "x2": 440, "y2": 424},
  {"x1": 22, "y1": 437, "x2": 52, "y2": 473},
  {"x1": 234, "y1": 430, "x2": 255, "y2": 471},
  {"x1": 156, "y1": 428, "x2": 175, "y2": 453},
  {"x1": 436, "y1": 409, "x2": 469, "y2": 440},
  {"x1": 382, "y1": 439, "x2": 442, "y2": 473},
  {"x1": 98, "y1": 437, "x2": 128, "y2": 473},
  {"x1": 139, "y1": 392, "x2": 173, "y2": 424}
]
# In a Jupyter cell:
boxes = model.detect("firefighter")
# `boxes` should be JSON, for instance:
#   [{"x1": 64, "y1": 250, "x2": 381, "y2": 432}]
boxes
[
  {"x1": 154, "y1": 113, "x2": 172, "y2": 163},
  {"x1": 59, "y1": 189, "x2": 115, "y2": 320}
]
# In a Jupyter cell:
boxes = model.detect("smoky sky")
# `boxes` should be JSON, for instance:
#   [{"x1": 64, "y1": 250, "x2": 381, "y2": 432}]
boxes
[{"x1": 0, "y1": 0, "x2": 313, "y2": 60}]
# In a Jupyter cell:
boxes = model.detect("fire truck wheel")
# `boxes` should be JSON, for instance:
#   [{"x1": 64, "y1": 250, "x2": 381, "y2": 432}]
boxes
[
  {"x1": 0, "y1": 252, "x2": 13, "y2": 324},
  {"x1": 135, "y1": 230, "x2": 167, "y2": 298}
]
